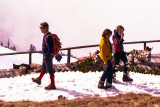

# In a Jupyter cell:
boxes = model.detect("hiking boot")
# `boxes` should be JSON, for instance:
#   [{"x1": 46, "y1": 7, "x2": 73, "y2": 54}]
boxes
[
  {"x1": 123, "y1": 74, "x2": 133, "y2": 82},
  {"x1": 32, "y1": 78, "x2": 41, "y2": 85},
  {"x1": 98, "y1": 81, "x2": 105, "y2": 89},
  {"x1": 105, "y1": 82, "x2": 112, "y2": 89},
  {"x1": 45, "y1": 84, "x2": 56, "y2": 90}
]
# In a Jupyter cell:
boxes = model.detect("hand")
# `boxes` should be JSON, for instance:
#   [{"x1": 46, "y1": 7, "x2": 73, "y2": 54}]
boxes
[{"x1": 121, "y1": 33, "x2": 124, "y2": 38}]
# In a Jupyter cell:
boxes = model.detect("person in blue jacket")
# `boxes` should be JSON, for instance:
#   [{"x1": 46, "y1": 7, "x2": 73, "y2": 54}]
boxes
[{"x1": 32, "y1": 22, "x2": 56, "y2": 90}]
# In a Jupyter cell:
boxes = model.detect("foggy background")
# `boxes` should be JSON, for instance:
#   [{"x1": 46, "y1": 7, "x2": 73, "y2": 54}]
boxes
[{"x1": 0, "y1": 0, "x2": 160, "y2": 57}]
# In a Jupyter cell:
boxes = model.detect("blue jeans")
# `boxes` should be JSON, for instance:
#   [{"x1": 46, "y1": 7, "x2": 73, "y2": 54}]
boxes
[
  {"x1": 100, "y1": 60, "x2": 113, "y2": 84},
  {"x1": 113, "y1": 51, "x2": 128, "y2": 74},
  {"x1": 42, "y1": 55, "x2": 55, "y2": 75}
]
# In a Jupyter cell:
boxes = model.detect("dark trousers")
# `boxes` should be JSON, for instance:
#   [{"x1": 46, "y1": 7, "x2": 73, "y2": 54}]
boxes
[
  {"x1": 100, "y1": 60, "x2": 113, "y2": 84},
  {"x1": 42, "y1": 55, "x2": 55, "y2": 75},
  {"x1": 113, "y1": 51, "x2": 128, "y2": 74}
]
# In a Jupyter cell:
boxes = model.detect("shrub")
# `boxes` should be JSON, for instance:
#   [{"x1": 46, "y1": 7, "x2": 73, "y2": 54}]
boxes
[{"x1": 76, "y1": 55, "x2": 104, "y2": 73}]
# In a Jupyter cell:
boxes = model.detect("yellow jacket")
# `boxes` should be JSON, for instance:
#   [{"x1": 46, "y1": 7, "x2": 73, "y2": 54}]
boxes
[{"x1": 99, "y1": 37, "x2": 112, "y2": 64}]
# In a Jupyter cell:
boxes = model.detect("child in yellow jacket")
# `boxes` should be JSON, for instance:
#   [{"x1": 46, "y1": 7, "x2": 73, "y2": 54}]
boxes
[{"x1": 98, "y1": 29, "x2": 113, "y2": 89}]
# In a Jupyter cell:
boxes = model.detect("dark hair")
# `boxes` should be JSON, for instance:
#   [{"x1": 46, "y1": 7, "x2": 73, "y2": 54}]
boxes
[
  {"x1": 116, "y1": 25, "x2": 125, "y2": 32},
  {"x1": 145, "y1": 46, "x2": 151, "y2": 51},
  {"x1": 40, "y1": 22, "x2": 49, "y2": 28},
  {"x1": 102, "y1": 29, "x2": 112, "y2": 38},
  {"x1": 96, "y1": 50, "x2": 100, "y2": 54}
]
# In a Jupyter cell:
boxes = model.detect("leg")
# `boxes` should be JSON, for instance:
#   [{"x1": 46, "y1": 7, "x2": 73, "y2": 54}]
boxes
[
  {"x1": 98, "y1": 60, "x2": 113, "y2": 89},
  {"x1": 98, "y1": 60, "x2": 109, "y2": 89},
  {"x1": 100, "y1": 68, "x2": 109, "y2": 82},
  {"x1": 32, "y1": 56, "x2": 46, "y2": 85},
  {"x1": 121, "y1": 51, "x2": 129, "y2": 74},
  {"x1": 98, "y1": 60, "x2": 113, "y2": 88},
  {"x1": 38, "y1": 56, "x2": 47, "y2": 80},
  {"x1": 121, "y1": 51, "x2": 133, "y2": 82},
  {"x1": 106, "y1": 60, "x2": 113, "y2": 83},
  {"x1": 44, "y1": 55, "x2": 55, "y2": 75},
  {"x1": 44, "y1": 55, "x2": 56, "y2": 90},
  {"x1": 113, "y1": 52, "x2": 121, "y2": 79}
]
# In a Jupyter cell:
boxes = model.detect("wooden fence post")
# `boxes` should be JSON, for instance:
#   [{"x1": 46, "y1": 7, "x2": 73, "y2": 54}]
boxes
[
  {"x1": 29, "y1": 52, "x2": 32, "y2": 65},
  {"x1": 144, "y1": 42, "x2": 146, "y2": 50},
  {"x1": 67, "y1": 49, "x2": 71, "y2": 64}
]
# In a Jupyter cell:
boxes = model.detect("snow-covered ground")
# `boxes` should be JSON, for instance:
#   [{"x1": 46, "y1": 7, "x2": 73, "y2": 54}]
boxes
[
  {"x1": 0, "y1": 71, "x2": 160, "y2": 102},
  {"x1": 0, "y1": 46, "x2": 160, "y2": 102}
]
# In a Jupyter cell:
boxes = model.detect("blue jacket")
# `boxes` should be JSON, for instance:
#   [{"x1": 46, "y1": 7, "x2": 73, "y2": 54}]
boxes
[{"x1": 42, "y1": 32, "x2": 53, "y2": 57}]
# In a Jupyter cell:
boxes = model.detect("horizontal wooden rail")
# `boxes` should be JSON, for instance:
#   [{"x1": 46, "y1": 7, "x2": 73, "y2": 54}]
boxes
[
  {"x1": 0, "y1": 40, "x2": 160, "y2": 64},
  {"x1": 61, "y1": 40, "x2": 160, "y2": 50},
  {"x1": 123, "y1": 40, "x2": 160, "y2": 44}
]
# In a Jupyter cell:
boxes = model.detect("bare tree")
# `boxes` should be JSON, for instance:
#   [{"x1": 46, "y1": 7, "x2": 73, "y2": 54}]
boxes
[
  {"x1": 13, "y1": 45, "x2": 16, "y2": 51},
  {"x1": 7, "y1": 39, "x2": 10, "y2": 48},
  {"x1": 1, "y1": 41, "x2": 3, "y2": 46},
  {"x1": 29, "y1": 44, "x2": 36, "y2": 52}
]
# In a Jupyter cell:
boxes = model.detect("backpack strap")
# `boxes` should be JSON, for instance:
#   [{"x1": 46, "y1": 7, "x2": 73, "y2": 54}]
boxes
[
  {"x1": 45, "y1": 34, "x2": 55, "y2": 55},
  {"x1": 45, "y1": 35, "x2": 48, "y2": 46},
  {"x1": 44, "y1": 33, "x2": 53, "y2": 47}
]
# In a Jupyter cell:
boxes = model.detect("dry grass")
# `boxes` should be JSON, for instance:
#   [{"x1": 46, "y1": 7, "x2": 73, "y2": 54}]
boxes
[{"x1": 0, "y1": 93, "x2": 160, "y2": 107}]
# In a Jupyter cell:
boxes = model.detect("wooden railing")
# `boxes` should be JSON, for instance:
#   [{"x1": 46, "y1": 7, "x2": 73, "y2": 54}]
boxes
[{"x1": 0, "y1": 40, "x2": 160, "y2": 64}]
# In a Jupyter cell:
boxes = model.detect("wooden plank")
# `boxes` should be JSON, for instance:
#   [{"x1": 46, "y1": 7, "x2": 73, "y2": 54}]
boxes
[
  {"x1": 53, "y1": 64, "x2": 57, "y2": 72},
  {"x1": 0, "y1": 69, "x2": 20, "y2": 78},
  {"x1": 59, "y1": 64, "x2": 65, "y2": 71},
  {"x1": 13, "y1": 69, "x2": 20, "y2": 76},
  {"x1": 5, "y1": 71, "x2": 10, "y2": 78},
  {"x1": 54, "y1": 64, "x2": 61, "y2": 71},
  {"x1": 54, "y1": 64, "x2": 64, "y2": 71},
  {"x1": 62, "y1": 65, "x2": 70, "y2": 71},
  {"x1": 12, "y1": 70, "x2": 17, "y2": 77},
  {"x1": 0, "y1": 72, "x2": 6, "y2": 78},
  {"x1": 151, "y1": 54, "x2": 160, "y2": 66},
  {"x1": 13, "y1": 71, "x2": 19, "y2": 77}
]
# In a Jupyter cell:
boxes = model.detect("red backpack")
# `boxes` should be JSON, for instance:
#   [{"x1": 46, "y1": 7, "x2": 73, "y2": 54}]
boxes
[{"x1": 45, "y1": 34, "x2": 62, "y2": 55}]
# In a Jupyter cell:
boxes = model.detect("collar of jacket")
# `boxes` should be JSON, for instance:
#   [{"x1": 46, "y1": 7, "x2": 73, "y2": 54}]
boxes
[
  {"x1": 102, "y1": 37, "x2": 106, "y2": 41},
  {"x1": 102, "y1": 37, "x2": 111, "y2": 48},
  {"x1": 44, "y1": 32, "x2": 51, "y2": 37}
]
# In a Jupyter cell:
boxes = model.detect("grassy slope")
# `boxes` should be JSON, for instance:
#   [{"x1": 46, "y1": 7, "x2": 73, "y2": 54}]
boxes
[{"x1": 1, "y1": 93, "x2": 160, "y2": 107}]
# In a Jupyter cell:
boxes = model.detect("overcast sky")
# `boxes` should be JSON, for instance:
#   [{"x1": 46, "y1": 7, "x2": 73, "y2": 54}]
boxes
[{"x1": 0, "y1": 0, "x2": 160, "y2": 56}]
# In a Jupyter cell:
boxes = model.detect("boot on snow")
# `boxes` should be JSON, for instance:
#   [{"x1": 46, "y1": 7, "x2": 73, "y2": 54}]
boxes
[
  {"x1": 32, "y1": 78, "x2": 41, "y2": 85},
  {"x1": 123, "y1": 73, "x2": 133, "y2": 82},
  {"x1": 105, "y1": 82, "x2": 112, "y2": 89},
  {"x1": 98, "y1": 81, "x2": 105, "y2": 89},
  {"x1": 45, "y1": 84, "x2": 56, "y2": 90}
]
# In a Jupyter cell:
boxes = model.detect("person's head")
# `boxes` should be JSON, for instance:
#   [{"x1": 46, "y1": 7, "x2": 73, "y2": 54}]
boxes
[
  {"x1": 102, "y1": 29, "x2": 112, "y2": 39},
  {"x1": 96, "y1": 50, "x2": 100, "y2": 54},
  {"x1": 115, "y1": 25, "x2": 125, "y2": 36},
  {"x1": 40, "y1": 22, "x2": 49, "y2": 33},
  {"x1": 145, "y1": 46, "x2": 151, "y2": 51}
]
